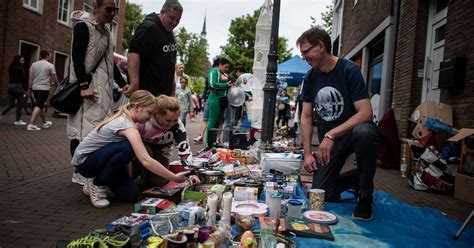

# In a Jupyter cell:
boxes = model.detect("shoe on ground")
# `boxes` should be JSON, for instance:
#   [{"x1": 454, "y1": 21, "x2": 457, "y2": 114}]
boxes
[
  {"x1": 352, "y1": 194, "x2": 373, "y2": 221},
  {"x1": 14, "y1": 120, "x2": 27, "y2": 125},
  {"x1": 27, "y1": 124, "x2": 41, "y2": 131},
  {"x1": 66, "y1": 235, "x2": 107, "y2": 248},
  {"x1": 84, "y1": 179, "x2": 110, "y2": 208},
  {"x1": 42, "y1": 121, "x2": 52, "y2": 129},
  {"x1": 83, "y1": 178, "x2": 93, "y2": 196},
  {"x1": 193, "y1": 135, "x2": 203, "y2": 143},
  {"x1": 72, "y1": 171, "x2": 87, "y2": 186}
]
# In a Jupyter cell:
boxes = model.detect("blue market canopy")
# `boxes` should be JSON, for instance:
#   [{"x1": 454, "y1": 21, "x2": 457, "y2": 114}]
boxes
[{"x1": 277, "y1": 55, "x2": 311, "y2": 87}]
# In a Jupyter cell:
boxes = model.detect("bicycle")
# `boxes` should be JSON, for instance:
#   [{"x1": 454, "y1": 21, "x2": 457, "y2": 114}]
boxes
[{"x1": 23, "y1": 93, "x2": 47, "y2": 115}]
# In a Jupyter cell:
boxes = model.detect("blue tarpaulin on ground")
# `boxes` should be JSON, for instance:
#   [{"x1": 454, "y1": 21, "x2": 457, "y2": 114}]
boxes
[
  {"x1": 277, "y1": 55, "x2": 311, "y2": 87},
  {"x1": 295, "y1": 191, "x2": 474, "y2": 247},
  {"x1": 232, "y1": 191, "x2": 474, "y2": 247}
]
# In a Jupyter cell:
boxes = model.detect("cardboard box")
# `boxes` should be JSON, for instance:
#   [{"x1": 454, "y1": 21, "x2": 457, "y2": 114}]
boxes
[
  {"x1": 410, "y1": 101, "x2": 453, "y2": 149},
  {"x1": 410, "y1": 101, "x2": 453, "y2": 125},
  {"x1": 448, "y1": 128, "x2": 474, "y2": 173},
  {"x1": 412, "y1": 118, "x2": 450, "y2": 149},
  {"x1": 454, "y1": 173, "x2": 474, "y2": 204}
]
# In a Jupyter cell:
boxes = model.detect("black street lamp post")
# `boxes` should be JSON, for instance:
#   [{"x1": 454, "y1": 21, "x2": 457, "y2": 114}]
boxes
[{"x1": 260, "y1": 0, "x2": 281, "y2": 151}]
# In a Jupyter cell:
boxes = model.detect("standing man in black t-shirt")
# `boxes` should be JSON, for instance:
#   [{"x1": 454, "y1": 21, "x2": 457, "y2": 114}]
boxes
[
  {"x1": 124, "y1": 1, "x2": 183, "y2": 97},
  {"x1": 298, "y1": 27, "x2": 379, "y2": 221}
]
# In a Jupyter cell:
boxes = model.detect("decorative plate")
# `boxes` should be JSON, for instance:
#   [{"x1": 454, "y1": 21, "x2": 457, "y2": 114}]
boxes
[
  {"x1": 303, "y1": 210, "x2": 339, "y2": 224},
  {"x1": 231, "y1": 201, "x2": 268, "y2": 216}
]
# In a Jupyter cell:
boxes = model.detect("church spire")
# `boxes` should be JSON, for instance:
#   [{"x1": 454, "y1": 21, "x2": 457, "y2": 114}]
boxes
[{"x1": 201, "y1": 11, "x2": 207, "y2": 37}]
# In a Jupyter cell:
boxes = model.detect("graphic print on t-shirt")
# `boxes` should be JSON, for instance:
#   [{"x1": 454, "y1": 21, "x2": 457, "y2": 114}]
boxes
[{"x1": 315, "y1": 86, "x2": 344, "y2": 121}]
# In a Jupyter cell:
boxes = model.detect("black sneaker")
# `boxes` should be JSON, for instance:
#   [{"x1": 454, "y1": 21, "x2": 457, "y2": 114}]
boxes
[{"x1": 352, "y1": 194, "x2": 373, "y2": 221}]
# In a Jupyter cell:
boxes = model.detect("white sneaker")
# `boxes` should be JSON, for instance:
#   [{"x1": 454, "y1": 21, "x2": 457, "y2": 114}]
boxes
[
  {"x1": 83, "y1": 178, "x2": 93, "y2": 195},
  {"x1": 27, "y1": 124, "x2": 41, "y2": 131},
  {"x1": 84, "y1": 179, "x2": 110, "y2": 208},
  {"x1": 42, "y1": 121, "x2": 52, "y2": 129},
  {"x1": 83, "y1": 178, "x2": 91, "y2": 195},
  {"x1": 14, "y1": 120, "x2": 27, "y2": 125},
  {"x1": 193, "y1": 135, "x2": 203, "y2": 143},
  {"x1": 72, "y1": 172, "x2": 87, "y2": 186}
]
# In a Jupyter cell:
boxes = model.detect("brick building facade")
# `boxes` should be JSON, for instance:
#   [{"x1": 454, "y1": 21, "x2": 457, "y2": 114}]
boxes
[
  {"x1": 333, "y1": 0, "x2": 474, "y2": 137},
  {"x1": 0, "y1": 0, "x2": 125, "y2": 103}
]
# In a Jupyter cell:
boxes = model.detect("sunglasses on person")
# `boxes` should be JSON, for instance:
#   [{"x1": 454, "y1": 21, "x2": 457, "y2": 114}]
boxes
[
  {"x1": 104, "y1": 6, "x2": 119, "y2": 14},
  {"x1": 301, "y1": 44, "x2": 317, "y2": 56}
]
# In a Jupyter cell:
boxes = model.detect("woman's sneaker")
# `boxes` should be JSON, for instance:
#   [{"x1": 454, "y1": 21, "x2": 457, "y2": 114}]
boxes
[
  {"x1": 14, "y1": 120, "x2": 27, "y2": 125},
  {"x1": 72, "y1": 171, "x2": 87, "y2": 185},
  {"x1": 193, "y1": 135, "x2": 203, "y2": 143},
  {"x1": 83, "y1": 179, "x2": 109, "y2": 208},
  {"x1": 26, "y1": 124, "x2": 41, "y2": 131},
  {"x1": 42, "y1": 121, "x2": 52, "y2": 129}
]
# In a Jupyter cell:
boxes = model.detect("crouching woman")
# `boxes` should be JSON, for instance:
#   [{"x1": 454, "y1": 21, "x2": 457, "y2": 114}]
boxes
[{"x1": 71, "y1": 90, "x2": 198, "y2": 208}]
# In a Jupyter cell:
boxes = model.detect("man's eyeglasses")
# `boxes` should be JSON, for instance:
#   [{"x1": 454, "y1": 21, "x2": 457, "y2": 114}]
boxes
[
  {"x1": 301, "y1": 44, "x2": 317, "y2": 56},
  {"x1": 105, "y1": 6, "x2": 119, "y2": 14}
]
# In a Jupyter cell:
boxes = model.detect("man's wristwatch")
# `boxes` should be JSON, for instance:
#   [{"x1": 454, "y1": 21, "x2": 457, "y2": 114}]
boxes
[
  {"x1": 324, "y1": 133, "x2": 335, "y2": 141},
  {"x1": 80, "y1": 82, "x2": 89, "y2": 90}
]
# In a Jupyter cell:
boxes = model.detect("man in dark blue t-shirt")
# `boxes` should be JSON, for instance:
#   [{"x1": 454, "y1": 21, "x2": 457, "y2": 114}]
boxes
[{"x1": 298, "y1": 27, "x2": 379, "y2": 221}]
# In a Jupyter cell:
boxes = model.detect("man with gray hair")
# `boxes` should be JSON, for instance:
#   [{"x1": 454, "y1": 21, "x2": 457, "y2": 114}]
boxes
[
  {"x1": 298, "y1": 27, "x2": 379, "y2": 221},
  {"x1": 125, "y1": 0, "x2": 183, "y2": 97}
]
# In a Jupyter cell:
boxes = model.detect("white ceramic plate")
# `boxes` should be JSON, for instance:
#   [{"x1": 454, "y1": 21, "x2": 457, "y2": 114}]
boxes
[
  {"x1": 231, "y1": 200, "x2": 268, "y2": 216},
  {"x1": 303, "y1": 210, "x2": 338, "y2": 224}
]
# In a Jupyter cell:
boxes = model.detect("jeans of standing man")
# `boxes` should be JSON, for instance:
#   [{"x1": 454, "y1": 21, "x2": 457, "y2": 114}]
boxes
[
  {"x1": 76, "y1": 139, "x2": 139, "y2": 202},
  {"x1": 2, "y1": 84, "x2": 24, "y2": 121},
  {"x1": 179, "y1": 111, "x2": 188, "y2": 127},
  {"x1": 311, "y1": 123, "x2": 379, "y2": 201}
]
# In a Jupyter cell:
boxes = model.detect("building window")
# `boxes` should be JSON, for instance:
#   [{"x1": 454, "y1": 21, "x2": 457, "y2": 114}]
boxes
[
  {"x1": 23, "y1": 0, "x2": 43, "y2": 14},
  {"x1": 367, "y1": 39, "x2": 384, "y2": 96},
  {"x1": 332, "y1": 36, "x2": 339, "y2": 56},
  {"x1": 436, "y1": 0, "x2": 448, "y2": 13},
  {"x1": 352, "y1": 54, "x2": 362, "y2": 67},
  {"x1": 54, "y1": 52, "x2": 69, "y2": 82},
  {"x1": 58, "y1": 0, "x2": 73, "y2": 26}
]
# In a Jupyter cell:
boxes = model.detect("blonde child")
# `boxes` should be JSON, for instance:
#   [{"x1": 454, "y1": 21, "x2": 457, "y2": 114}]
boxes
[
  {"x1": 71, "y1": 90, "x2": 199, "y2": 208},
  {"x1": 134, "y1": 95, "x2": 193, "y2": 187}
]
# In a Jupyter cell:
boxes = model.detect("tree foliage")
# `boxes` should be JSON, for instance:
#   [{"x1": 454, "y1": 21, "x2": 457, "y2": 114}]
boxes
[
  {"x1": 220, "y1": 9, "x2": 292, "y2": 71},
  {"x1": 175, "y1": 27, "x2": 210, "y2": 79},
  {"x1": 123, "y1": 2, "x2": 144, "y2": 51},
  {"x1": 311, "y1": 5, "x2": 333, "y2": 35},
  {"x1": 174, "y1": 27, "x2": 210, "y2": 95}
]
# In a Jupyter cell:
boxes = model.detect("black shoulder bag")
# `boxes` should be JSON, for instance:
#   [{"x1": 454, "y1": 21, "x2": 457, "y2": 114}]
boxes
[{"x1": 50, "y1": 48, "x2": 107, "y2": 114}]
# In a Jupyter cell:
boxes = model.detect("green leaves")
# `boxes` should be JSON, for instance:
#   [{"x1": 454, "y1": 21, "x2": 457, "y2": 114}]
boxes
[
  {"x1": 123, "y1": 2, "x2": 144, "y2": 51},
  {"x1": 220, "y1": 9, "x2": 292, "y2": 72}
]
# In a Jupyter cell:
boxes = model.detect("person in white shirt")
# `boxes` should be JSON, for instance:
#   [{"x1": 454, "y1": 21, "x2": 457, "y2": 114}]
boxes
[{"x1": 26, "y1": 50, "x2": 58, "y2": 131}]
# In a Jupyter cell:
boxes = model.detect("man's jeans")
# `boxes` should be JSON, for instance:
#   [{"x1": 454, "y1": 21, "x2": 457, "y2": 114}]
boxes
[
  {"x1": 77, "y1": 140, "x2": 139, "y2": 202},
  {"x1": 311, "y1": 123, "x2": 379, "y2": 201}
]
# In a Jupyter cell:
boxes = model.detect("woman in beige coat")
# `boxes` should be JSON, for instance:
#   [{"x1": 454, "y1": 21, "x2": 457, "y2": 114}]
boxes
[{"x1": 68, "y1": 0, "x2": 125, "y2": 184}]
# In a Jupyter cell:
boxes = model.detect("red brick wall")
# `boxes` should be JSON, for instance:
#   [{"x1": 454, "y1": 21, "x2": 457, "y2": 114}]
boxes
[
  {"x1": 0, "y1": 0, "x2": 7, "y2": 97},
  {"x1": 392, "y1": 0, "x2": 429, "y2": 137},
  {"x1": 0, "y1": 0, "x2": 125, "y2": 103},
  {"x1": 340, "y1": 0, "x2": 392, "y2": 56},
  {"x1": 115, "y1": 0, "x2": 125, "y2": 54},
  {"x1": 441, "y1": 0, "x2": 474, "y2": 129}
]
